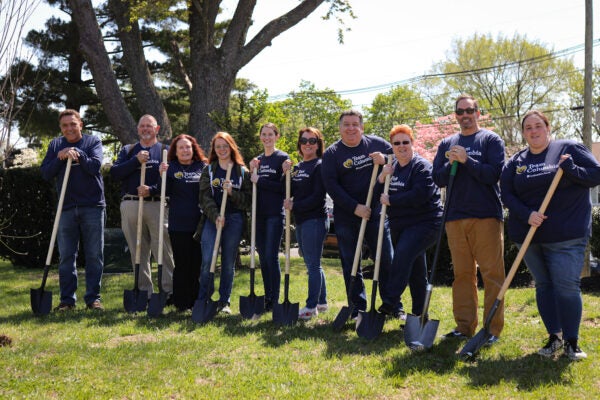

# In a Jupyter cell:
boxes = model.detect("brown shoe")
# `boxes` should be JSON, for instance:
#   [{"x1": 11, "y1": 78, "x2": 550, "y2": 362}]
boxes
[{"x1": 86, "y1": 300, "x2": 104, "y2": 311}]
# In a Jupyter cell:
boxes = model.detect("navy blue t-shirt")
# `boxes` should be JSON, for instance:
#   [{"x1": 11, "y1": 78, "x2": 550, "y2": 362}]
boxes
[
  {"x1": 256, "y1": 149, "x2": 289, "y2": 217},
  {"x1": 290, "y1": 158, "x2": 327, "y2": 224},
  {"x1": 322, "y1": 135, "x2": 392, "y2": 223},
  {"x1": 432, "y1": 129, "x2": 504, "y2": 221},
  {"x1": 165, "y1": 159, "x2": 205, "y2": 232},
  {"x1": 41, "y1": 134, "x2": 105, "y2": 210},
  {"x1": 501, "y1": 139, "x2": 600, "y2": 243}
]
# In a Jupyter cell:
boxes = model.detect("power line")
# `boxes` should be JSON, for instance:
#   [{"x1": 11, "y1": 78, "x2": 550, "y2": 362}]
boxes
[{"x1": 267, "y1": 39, "x2": 600, "y2": 102}]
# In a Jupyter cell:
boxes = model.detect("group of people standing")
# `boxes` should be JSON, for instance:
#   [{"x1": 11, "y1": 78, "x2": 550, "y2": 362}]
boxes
[{"x1": 41, "y1": 92, "x2": 600, "y2": 361}]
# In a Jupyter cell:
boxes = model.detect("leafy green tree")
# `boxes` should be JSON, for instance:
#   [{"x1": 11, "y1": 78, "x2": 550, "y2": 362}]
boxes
[
  {"x1": 424, "y1": 33, "x2": 579, "y2": 147},
  {"x1": 264, "y1": 80, "x2": 351, "y2": 158},
  {"x1": 363, "y1": 85, "x2": 430, "y2": 137}
]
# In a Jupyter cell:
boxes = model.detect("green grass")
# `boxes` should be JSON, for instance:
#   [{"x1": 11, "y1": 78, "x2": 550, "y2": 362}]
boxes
[{"x1": 0, "y1": 257, "x2": 599, "y2": 399}]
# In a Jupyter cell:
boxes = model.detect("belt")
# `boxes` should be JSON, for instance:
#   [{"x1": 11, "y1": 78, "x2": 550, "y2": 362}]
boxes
[{"x1": 122, "y1": 195, "x2": 165, "y2": 202}]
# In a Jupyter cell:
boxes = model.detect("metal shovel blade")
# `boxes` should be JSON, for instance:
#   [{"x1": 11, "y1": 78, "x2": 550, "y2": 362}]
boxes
[
  {"x1": 239, "y1": 294, "x2": 265, "y2": 319},
  {"x1": 30, "y1": 288, "x2": 52, "y2": 316},
  {"x1": 403, "y1": 314, "x2": 440, "y2": 351},
  {"x1": 459, "y1": 328, "x2": 491, "y2": 360},
  {"x1": 147, "y1": 292, "x2": 167, "y2": 317},
  {"x1": 332, "y1": 305, "x2": 352, "y2": 331},
  {"x1": 356, "y1": 309, "x2": 385, "y2": 340},
  {"x1": 191, "y1": 298, "x2": 218, "y2": 324},
  {"x1": 272, "y1": 301, "x2": 299, "y2": 326},
  {"x1": 123, "y1": 288, "x2": 148, "y2": 313}
]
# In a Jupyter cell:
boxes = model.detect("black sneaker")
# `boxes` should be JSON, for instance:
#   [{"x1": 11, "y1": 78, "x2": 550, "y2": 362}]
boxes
[
  {"x1": 378, "y1": 303, "x2": 406, "y2": 320},
  {"x1": 538, "y1": 334, "x2": 563, "y2": 357},
  {"x1": 564, "y1": 340, "x2": 587, "y2": 361},
  {"x1": 441, "y1": 329, "x2": 469, "y2": 340}
]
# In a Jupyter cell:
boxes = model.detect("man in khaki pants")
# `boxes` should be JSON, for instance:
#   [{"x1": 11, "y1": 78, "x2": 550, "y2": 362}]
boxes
[{"x1": 432, "y1": 94, "x2": 506, "y2": 345}]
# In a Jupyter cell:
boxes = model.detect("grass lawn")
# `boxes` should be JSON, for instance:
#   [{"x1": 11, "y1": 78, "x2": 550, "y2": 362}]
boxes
[{"x1": 0, "y1": 257, "x2": 599, "y2": 399}]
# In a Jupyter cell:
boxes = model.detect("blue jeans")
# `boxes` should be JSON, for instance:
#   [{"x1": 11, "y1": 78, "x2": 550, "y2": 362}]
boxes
[
  {"x1": 198, "y1": 212, "x2": 244, "y2": 304},
  {"x1": 519, "y1": 236, "x2": 587, "y2": 341},
  {"x1": 296, "y1": 217, "x2": 328, "y2": 308},
  {"x1": 335, "y1": 216, "x2": 393, "y2": 312},
  {"x1": 56, "y1": 206, "x2": 105, "y2": 305},
  {"x1": 385, "y1": 222, "x2": 439, "y2": 315},
  {"x1": 256, "y1": 214, "x2": 284, "y2": 303}
]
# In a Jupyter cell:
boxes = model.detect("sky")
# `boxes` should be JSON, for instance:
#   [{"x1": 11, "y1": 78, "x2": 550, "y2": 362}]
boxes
[{"x1": 22, "y1": 0, "x2": 600, "y2": 109}]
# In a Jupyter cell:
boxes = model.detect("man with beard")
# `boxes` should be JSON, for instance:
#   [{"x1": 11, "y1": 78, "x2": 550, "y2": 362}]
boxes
[
  {"x1": 110, "y1": 115, "x2": 175, "y2": 302},
  {"x1": 432, "y1": 95, "x2": 506, "y2": 345}
]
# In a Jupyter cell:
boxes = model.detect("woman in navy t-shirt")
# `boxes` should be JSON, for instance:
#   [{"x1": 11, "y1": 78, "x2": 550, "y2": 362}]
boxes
[
  {"x1": 501, "y1": 110, "x2": 600, "y2": 361},
  {"x1": 159, "y1": 134, "x2": 207, "y2": 311}
]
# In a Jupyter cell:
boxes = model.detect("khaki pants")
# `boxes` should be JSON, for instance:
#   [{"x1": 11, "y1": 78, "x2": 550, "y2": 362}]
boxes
[
  {"x1": 120, "y1": 200, "x2": 175, "y2": 295},
  {"x1": 445, "y1": 218, "x2": 505, "y2": 337}
]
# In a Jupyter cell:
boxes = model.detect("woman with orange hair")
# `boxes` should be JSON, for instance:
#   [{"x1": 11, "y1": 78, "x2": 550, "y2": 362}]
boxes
[
  {"x1": 196, "y1": 132, "x2": 251, "y2": 314},
  {"x1": 376, "y1": 124, "x2": 443, "y2": 319}
]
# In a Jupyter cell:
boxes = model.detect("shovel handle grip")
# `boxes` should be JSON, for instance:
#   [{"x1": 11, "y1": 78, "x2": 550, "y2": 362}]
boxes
[
  {"x1": 210, "y1": 163, "x2": 233, "y2": 273},
  {"x1": 158, "y1": 149, "x2": 167, "y2": 265}
]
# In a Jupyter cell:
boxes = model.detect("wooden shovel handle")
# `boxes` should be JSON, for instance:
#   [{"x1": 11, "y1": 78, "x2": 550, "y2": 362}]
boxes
[
  {"x1": 210, "y1": 163, "x2": 233, "y2": 273},
  {"x1": 46, "y1": 157, "x2": 73, "y2": 265},
  {"x1": 373, "y1": 155, "x2": 393, "y2": 282},
  {"x1": 350, "y1": 163, "x2": 381, "y2": 277},
  {"x1": 497, "y1": 168, "x2": 564, "y2": 300},
  {"x1": 158, "y1": 149, "x2": 167, "y2": 265},
  {"x1": 284, "y1": 168, "x2": 291, "y2": 274},
  {"x1": 250, "y1": 167, "x2": 257, "y2": 270},
  {"x1": 134, "y1": 162, "x2": 147, "y2": 265}
]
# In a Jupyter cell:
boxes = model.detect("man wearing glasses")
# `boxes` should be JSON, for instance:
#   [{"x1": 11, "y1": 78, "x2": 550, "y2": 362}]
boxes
[{"x1": 432, "y1": 94, "x2": 506, "y2": 345}]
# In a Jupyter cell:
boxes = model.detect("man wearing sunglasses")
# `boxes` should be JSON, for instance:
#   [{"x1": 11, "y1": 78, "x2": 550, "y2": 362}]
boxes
[
  {"x1": 322, "y1": 110, "x2": 399, "y2": 321},
  {"x1": 432, "y1": 94, "x2": 506, "y2": 345}
]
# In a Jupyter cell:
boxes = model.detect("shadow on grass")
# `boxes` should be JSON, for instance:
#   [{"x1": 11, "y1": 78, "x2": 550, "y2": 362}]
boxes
[
  {"x1": 459, "y1": 353, "x2": 574, "y2": 390},
  {"x1": 385, "y1": 337, "x2": 464, "y2": 378}
]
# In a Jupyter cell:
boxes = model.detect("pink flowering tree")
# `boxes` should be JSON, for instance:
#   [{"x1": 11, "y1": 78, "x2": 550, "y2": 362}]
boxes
[{"x1": 413, "y1": 113, "x2": 495, "y2": 162}]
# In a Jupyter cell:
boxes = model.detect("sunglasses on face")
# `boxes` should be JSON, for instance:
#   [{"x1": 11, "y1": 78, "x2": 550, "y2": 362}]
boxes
[
  {"x1": 455, "y1": 107, "x2": 477, "y2": 116},
  {"x1": 299, "y1": 137, "x2": 318, "y2": 145},
  {"x1": 392, "y1": 140, "x2": 411, "y2": 146}
]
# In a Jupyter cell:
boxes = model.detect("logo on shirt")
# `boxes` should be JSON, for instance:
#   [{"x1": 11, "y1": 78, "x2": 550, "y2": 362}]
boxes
[
  {"x1": 343, "y1": 159, "x2": 353, "y2": 168},
  {"x1": 291, "y1": 170, "x2": 300, "y2": 178},
  {"x1": 175, "y1": 171, "x2": 184, "y2": 179},
  {"x1": 211, "y1": 178, "x2": 222, "y2": 188},
  {"x1": 516, "y1": 165, "x2": 527, "y2": 174}
]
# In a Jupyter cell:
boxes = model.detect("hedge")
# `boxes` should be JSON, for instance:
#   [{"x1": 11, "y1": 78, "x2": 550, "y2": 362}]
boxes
[{"x1": 0, "y1": 166, "x2": 597, "y2": 286}]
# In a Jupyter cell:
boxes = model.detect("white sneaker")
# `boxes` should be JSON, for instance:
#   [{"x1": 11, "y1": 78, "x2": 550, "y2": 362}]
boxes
[
  {"x1": 564, "y1": 341, "x2": 587, "y2": 361},
  {"x1": 298, "y1": 307, "x2": 318, "y2": 320},
  {"x1": 317, "y1": 303, "x2": 329, "y2": 313}
]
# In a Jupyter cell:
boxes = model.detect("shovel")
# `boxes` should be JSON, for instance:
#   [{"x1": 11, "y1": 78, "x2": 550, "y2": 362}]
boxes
[
  {"x1": 148, "y1": 149, "x2": 169, "y2": 317},
  {"x1": 404, "y1": 161, "x2": 458, "y2": 351},
  {"x1": 192, "y1": 163, "x2": 233, "y2": 324},
  {"x1": 460, "y1": 168, "x2": 564, "y2": 360},
  {"x1": 123, "y1": 162, "x2": 149, "y2": 313},
  {"x1": 356, "y1": 155, "x2": 393, "y2": 340},
  {"x1": 31, "y1": 157, "x2": 73, "y2": 315},
  {"x1": 272, "y1": 169, "x2": 299, "y2": 326},
  {"x1": 239, "y1": 167, "x2": 265, "y2": 319},
  {"x1": 332, "y1": 163, "x2": 380, "y2": 331}
]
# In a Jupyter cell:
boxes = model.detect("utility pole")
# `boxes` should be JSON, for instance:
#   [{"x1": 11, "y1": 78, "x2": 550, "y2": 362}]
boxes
[{"x1": 583, "y1": 0, "x2": 594, "y2": 277}]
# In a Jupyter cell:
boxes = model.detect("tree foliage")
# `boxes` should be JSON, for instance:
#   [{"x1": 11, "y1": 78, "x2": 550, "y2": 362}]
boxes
[
  {"x1": 363, "y1": 85, "x2": 430, "y2": 137},
  {"x1": 263, "y1": 80, "x2": 351, "y2": 160},
  {"x1": 424, "y1": 33, "x2": 579, "y2": 147}
]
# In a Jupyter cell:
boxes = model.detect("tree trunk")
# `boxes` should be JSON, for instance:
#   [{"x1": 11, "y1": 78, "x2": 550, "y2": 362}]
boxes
[
  {"x1": 108, "y1": 0, "x2": 172, "y2": 141},
  {"x1": 68, "y1": 0, "x2": 138, "y2": 144}
]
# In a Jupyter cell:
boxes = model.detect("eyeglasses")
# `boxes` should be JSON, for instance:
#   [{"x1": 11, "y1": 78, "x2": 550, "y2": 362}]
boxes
[
  {"x1": 299, "y1": 137, "x2": 318, "y2": 145},
  {"x1": 392, "y1": 140, "x2": 411, "y2": 146},
  {"x1": 455, "y1": 107, "x2": 477, "y2": 116}
]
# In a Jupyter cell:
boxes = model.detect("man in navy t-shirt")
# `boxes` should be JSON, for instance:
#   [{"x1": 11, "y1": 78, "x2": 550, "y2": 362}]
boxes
[{"x1": 322, "y1": 110, "x2": 397, "y2": 318}]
